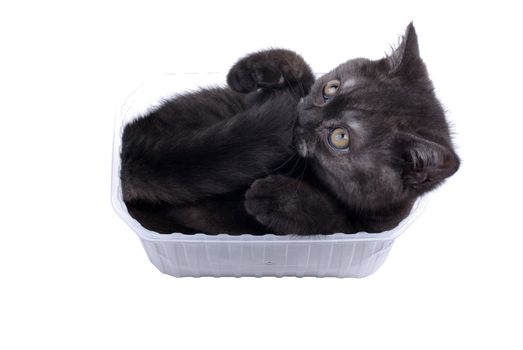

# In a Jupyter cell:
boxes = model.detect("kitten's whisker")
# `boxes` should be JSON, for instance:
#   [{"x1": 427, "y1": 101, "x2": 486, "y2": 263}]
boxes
[
  {"x1": 269, "y1": 152, "x2": 299, "y2": 174},
  {"x1": 293, "y1": 158, "x2": 307, "y2": 196},
  {"x1": 283, "y1": 155, "x2": 300, "y2": 177}
]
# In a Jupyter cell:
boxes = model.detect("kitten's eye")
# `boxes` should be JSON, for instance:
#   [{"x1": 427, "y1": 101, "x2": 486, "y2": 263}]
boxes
[
  {"x1": 323, "y1": 79, "x2": 340, "y2": 102},
  {"x1": 328, "y1": 127, "x2": 350, "y2": 150}
]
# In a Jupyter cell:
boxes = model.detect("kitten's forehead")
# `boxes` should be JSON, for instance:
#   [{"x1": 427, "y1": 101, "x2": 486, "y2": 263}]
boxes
[
  {"x1": 336, "y1": 58, "x2": 373, "y2": 79},
  {"x1": 342, "y1": 78, "x2": 359, "y2": 90},
  {"x1": 317, "y1": 58, "x2": 377, "y2": 94},
  {"x1": 317, "y1": 58, "x2": 372, "y2": 85}
]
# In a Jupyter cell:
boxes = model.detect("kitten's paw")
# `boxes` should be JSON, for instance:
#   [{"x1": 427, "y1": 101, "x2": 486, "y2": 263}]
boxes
[
  {"x1": 227, "y1": 49, "x2": 313, "y2": 94},
  {"x1": 245, "y1": 175, "x2": 350, "y2": 234},
  {"x1": 244, "y1": 175, "x2": 297, "y2": 226},
  {"x1": 226, "y1": 64, "x2": 258, "y2": 93},
  {"x1": 227, "y1": 60, "x2": 284, "y2": 93}
]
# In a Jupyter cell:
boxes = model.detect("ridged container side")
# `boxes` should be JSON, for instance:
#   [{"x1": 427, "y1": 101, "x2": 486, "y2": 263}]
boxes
[
  {"x1": 139, "y1": 238, "x2": 396, "y2": 278},
  {"x1": 111, "y1": 73, "x2": 427, "y2": 278}
]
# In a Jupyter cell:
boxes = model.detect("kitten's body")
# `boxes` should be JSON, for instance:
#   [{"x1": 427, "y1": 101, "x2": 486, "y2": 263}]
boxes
[
  {"x1": 121, "y1": 24, "x2": 459, "y2": 235},
  {"x1": 121, "y1": 74, "x2": 309, "y2": 234}
]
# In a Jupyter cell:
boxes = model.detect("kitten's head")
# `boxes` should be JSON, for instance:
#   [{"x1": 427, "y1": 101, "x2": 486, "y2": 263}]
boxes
[{"x1": 295, "y1": 23, "x2": 460, "y2": 211}]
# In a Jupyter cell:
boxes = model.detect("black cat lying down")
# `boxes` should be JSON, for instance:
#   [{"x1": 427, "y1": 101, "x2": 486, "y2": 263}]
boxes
[{"x1": 120, "y1": 23, "x2": 459, "y2": 235}]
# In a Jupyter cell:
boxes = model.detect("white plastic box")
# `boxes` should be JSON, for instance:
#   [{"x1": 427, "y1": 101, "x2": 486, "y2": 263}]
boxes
[{"x1": 111, "y1": 73, "x2": 426, "y2": 278}]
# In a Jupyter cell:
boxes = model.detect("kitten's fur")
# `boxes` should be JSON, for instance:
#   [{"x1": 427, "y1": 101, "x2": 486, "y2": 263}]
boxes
[{"x1": 121, "y1": 24, "x2": 460, "y2": 235}]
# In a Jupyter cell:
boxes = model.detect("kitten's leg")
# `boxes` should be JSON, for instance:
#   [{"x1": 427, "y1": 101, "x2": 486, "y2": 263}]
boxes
[
  {"x1": 121, "y1": 92, "x2": 298, "y2": 205},
  {"x1": 244, "y1": 175, "x2": 355, "y2": 235},
  {"x1": 227, "y1": 49, "x2": 315, "y2": 97}
]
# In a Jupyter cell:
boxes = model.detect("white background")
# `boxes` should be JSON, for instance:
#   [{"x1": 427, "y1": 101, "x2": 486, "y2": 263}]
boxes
[{"x1": 1, "y1": 1, "x2": 522, "y2": 349}]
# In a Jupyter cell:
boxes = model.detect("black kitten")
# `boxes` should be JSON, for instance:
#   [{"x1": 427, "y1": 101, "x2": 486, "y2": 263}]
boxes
[{"x1": 121, "y1": 23, "x2": 459, "y2": 235}]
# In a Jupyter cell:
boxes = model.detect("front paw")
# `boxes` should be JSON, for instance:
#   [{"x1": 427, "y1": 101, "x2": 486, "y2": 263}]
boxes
[
  {"x1": 227, "y1": 49, "x2": 312, "y2": 93},
  {"x1": 227, "y1": 58, "x2": 283, "y2": 93},
  {"x1": 245, "y1": 175, "x2": 350, "y2": 234},
  {"x1": 245, "y1": 175, "x2": 296, "y2": 227}
]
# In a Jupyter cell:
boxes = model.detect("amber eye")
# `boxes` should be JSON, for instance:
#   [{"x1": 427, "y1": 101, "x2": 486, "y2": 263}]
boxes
[
  {"x1": 323, "y1": 79, "x2": 340, "y2": 102},
  {"x1": 328, "y1": 127, "x2": 350, "y2": 150}
]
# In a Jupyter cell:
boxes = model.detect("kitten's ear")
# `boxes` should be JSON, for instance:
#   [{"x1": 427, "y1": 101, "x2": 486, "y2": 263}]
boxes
[
  {"x1": 386, "y1": 23, "x2": 426, "y2": 79},
  {"x1": 396, "y1": 133, "x2": 460, "y2": 190}
]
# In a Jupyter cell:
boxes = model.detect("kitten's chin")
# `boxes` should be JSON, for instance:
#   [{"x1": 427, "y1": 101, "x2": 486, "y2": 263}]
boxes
[
  {"x1": 296, "y1": 139, "x2": 308, "y2": 157},
  {"x1": 293, "y1": 125, "x2": 308, "y2": 157}
]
